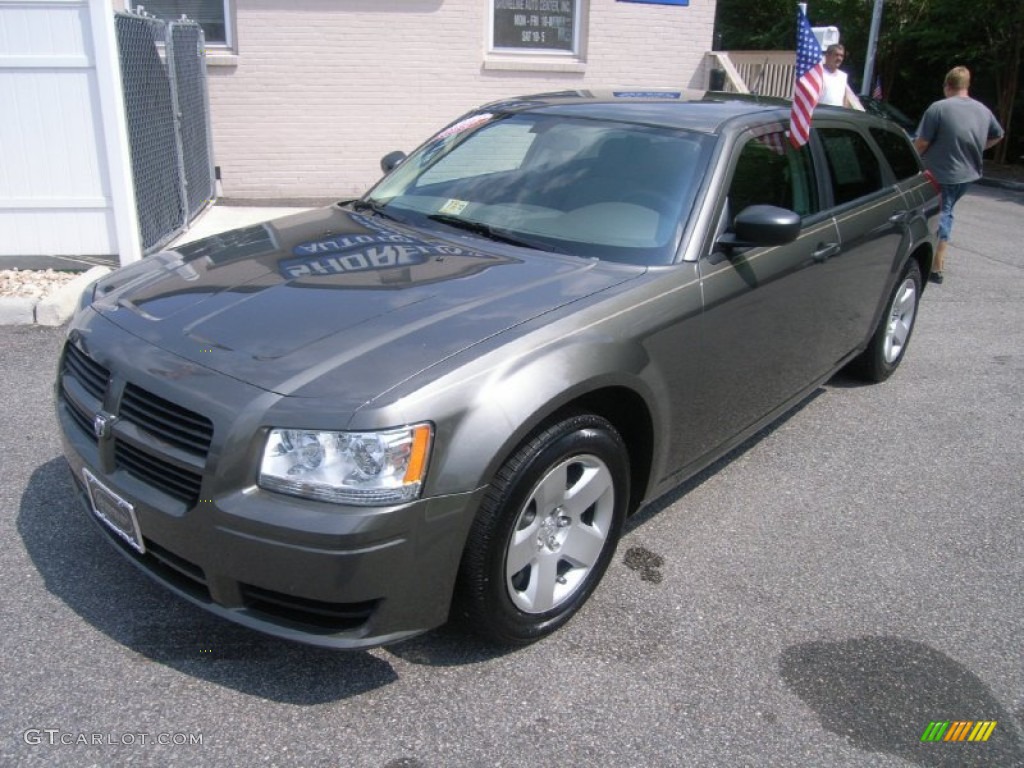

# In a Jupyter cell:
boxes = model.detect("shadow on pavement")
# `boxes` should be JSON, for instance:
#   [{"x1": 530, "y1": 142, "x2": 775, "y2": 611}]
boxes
[
  {"x1": 780, "y1": 636, "x2": 1024, "y2": 767},
  {"x1": 18, "y1": 457, "x2": 403, "y2": 703}
]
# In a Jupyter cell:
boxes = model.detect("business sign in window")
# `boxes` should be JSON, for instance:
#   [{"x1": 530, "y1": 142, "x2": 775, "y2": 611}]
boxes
[{"x1": 492, "y1": 0, "x2": 577, "y2": 53}]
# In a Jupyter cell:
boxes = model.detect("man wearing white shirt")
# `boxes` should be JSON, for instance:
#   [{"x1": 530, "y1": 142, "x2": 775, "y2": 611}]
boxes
[{"x1": 820, "y1": 44, "x2": 855, "y2": 108}]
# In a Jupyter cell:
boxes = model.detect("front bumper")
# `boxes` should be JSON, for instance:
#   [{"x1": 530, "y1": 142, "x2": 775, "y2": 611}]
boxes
[{"x1": 55, "y1": 327, "x2": 483, "y2": 649}]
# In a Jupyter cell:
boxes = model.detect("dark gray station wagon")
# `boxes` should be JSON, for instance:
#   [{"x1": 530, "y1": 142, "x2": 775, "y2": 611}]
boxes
[{"x1": 56, "y1": 90, "x2": 939, "y2": 649}]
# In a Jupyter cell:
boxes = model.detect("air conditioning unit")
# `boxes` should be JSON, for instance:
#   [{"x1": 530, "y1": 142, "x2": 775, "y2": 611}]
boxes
[{"x1": 812, "y1": 26, "x2": 840, "y2": 52}]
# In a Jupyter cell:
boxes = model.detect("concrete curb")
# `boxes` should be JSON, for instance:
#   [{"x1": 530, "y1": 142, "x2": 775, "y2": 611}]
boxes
[
  {"x1": 0, "y1": 297, "x2": 37, "y2": 326},
  {"x1": 977, "y1": 176, "x2": 1024, "y2": 192},
  {"x1": 0, "y1": 265, "x2": 110, "y2": 327}
]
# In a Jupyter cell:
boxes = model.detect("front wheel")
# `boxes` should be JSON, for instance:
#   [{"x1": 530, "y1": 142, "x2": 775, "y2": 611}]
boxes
[
  {"x1": 454, "y1": 413, "x2": 629, "y2": 646},
  {"x1": 849, "y1": 259, "x2": 922, "y2": 382}
]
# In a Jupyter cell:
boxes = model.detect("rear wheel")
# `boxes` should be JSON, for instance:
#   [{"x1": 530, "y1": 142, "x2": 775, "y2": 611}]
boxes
[
  {"x1": 849, "y1": 259, "x2": 922, "y2": 382},
  {"x1": 454, "y1": 413, "x2": 629, "y2": 646}
]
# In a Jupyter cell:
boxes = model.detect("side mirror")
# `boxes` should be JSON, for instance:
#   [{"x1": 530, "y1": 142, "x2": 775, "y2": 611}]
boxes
[
  {"x1": 717, "y1": 204, "x2": 801, "y2": 250},
  {"x1": 380, "y1": 150, "x2": 407, "y2": 174}
]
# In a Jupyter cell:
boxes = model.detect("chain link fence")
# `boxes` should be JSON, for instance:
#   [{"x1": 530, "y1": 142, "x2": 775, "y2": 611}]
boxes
[{"x1": 116, "y1": 11, "x2": 216, "y2": 254}]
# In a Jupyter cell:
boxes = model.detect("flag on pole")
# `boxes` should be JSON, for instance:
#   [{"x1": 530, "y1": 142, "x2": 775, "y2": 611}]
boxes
[
  {"x1": 789, "y1": 8, "x2": 824, "y2": 148},
  {"x1": 872, "y1": 76, "x2": 883, "y2": 100}
]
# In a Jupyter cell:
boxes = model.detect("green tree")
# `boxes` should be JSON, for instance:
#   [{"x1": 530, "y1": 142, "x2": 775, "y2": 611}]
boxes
[
  {"x1": 900, "y1": 0, "x2": 1022, "y2": 164},
  {"x1": 715, "y1": 0, "x2": 1022, "y2": 164}
]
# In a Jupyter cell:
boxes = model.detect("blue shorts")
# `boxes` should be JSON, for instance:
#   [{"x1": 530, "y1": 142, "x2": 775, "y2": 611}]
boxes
[{"x1": 938, "y1": 183, "x2": 971, "y2": 242}]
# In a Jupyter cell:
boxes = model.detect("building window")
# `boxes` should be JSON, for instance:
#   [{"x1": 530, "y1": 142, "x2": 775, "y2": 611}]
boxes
[
  {"x1": 490, "y1": 0, "x2": 581, "y2": 56},
  {"x1": 135, "y1": 1, "x2": 231, "y2": 47}
]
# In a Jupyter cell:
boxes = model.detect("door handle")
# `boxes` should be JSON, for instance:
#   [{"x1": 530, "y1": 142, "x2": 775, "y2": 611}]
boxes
[
  {"x1": 889, "y1": 210, "x2": 910, "y2": 225},
  {"x1": 812, "y1": 242, "x2": 841, "y2": 263}
]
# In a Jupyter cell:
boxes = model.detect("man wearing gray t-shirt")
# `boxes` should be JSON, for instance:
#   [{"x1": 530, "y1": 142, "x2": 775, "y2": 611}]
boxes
[{"x1": 914, "y1": 66, "x2": 1003, "y2": 284}]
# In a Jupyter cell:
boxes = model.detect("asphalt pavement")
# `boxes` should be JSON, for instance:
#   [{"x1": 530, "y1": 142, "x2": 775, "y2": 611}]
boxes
[{"x1": 1, "y1": 184, "x2": 1022, "y2": 767}]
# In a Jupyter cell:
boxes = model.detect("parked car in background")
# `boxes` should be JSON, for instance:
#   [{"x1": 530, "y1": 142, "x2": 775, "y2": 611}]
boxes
[
  {"x1": 56, "y1": 90, "x2": 939, "y2": 650},
  {"x1": 860, "y1": 96, "x2": 918, "y2": 135}
]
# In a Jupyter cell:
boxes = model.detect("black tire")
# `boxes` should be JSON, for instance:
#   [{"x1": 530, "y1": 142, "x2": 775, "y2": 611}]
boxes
[
  {"x1": 454, "y1": 413, "x2": 630, "y2": 646},
  {"x1": 849, "y1": 259, "x2": 922, "y2": 382}
]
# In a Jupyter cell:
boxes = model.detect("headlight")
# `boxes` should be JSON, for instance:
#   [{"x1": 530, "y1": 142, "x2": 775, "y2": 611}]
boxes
[{"x1": 259, "y1": 424, "x2": 433, "y2": 506}]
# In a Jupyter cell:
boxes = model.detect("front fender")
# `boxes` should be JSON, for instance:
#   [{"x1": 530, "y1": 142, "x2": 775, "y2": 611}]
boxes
[
  {"x1": 453, "y1": 338, "x2": 662, "y2": 492},
  {"x1": 379, "y1": 330, "x2": 667, "y2": 502}
]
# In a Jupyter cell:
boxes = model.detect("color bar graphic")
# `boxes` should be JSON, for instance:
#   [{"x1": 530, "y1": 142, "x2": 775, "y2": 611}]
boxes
[
  {"x1": 920, "y1": 721, "x2": 997, "y2": 742},
  {"x1": 968, "y1": 721, "x2": 998, "y2": 742}
]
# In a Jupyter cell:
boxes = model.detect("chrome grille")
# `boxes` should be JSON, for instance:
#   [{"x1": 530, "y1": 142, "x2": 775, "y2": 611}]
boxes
[
  {"x1": 60, "y1": 343, "x2": 214, "y2": 509},
  {"x1": 62, "y1": 344, "x2": 109, "y2": 401},
  {"x1": 64, "y1": 396, "x2": 96, "y2": 441},
  {"x1": 114, "y1": 441, "x2": 203, "y2": 505},
  {"x1": 120, "y1": 383, "x2": 214, "y2": 457}
]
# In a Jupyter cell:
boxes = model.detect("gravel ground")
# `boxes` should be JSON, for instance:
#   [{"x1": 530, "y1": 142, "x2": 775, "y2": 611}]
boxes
[{"x1": 0, "y1": 269, "x2": 81, "y2": 299}]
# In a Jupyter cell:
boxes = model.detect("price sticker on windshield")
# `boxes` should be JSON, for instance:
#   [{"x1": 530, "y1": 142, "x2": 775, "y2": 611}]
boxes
[{"x1": 439, "y1": 199, "x2": 469, "y2": 215}]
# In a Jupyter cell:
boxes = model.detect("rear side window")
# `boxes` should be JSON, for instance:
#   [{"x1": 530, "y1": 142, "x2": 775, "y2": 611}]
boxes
[
  {"x1": 818, "y1": 128, "x2": 884, "y2": 205},
  {"x1": 870, "y1": 127, "x2": 923, "y2": 181},
  {"x1": 728, "y1": 130, "x2": 819, "y2": 220}
]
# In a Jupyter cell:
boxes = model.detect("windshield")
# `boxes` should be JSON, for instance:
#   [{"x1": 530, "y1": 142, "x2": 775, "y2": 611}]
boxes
[{"x1": 364, "y1": 112, "x2": 713, "y2": 266}]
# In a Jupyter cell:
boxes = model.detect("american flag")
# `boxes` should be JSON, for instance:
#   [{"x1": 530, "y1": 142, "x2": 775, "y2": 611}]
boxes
[
  {"x1": 789, "y1": 9, "x2": 824, "y2": 148},
  {"x1": 754, "y1": 131, "x2": 788, "y2": 156}
]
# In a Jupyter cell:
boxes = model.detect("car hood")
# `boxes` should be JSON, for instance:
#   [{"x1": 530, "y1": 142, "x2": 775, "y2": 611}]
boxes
[{"x1": 90, "y1": 205, "x2": 641, "y2": 403}]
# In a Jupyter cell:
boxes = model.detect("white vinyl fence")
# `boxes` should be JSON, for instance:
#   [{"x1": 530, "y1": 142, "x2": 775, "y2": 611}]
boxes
[{"x1": 0, "y1": 0, "x2": 140, "y2": 263}]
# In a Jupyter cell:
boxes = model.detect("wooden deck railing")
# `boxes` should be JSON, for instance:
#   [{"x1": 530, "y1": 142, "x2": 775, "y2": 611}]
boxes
[
  {"x1": 704, "y1": 51, "x2": 863, "y2": 109},
  {"x1": 706, "y1": 51, "x2": 796, "y2": 98}
]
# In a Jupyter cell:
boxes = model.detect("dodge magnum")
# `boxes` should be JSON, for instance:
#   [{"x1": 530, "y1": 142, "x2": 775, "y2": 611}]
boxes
[{"x1": 56, "y1": 90, "x2": 938, "y2": 649}]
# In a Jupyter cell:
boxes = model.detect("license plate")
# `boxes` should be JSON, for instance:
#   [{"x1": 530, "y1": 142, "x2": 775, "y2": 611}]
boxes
[{"x1": 83, "y1": 468, "x2": 145, "y2": 554}]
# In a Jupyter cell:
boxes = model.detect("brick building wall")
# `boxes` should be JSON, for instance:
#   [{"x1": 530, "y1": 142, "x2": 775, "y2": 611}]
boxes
[{"x1": 205, "y1": 0, "x2": 716, "y2": 200}]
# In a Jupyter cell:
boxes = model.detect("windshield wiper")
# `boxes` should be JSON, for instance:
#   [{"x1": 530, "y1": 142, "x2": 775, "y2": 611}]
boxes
[
  {"x1": 426, "y1": 214, "x2": 553, "y2": 251},
  {"x1": 351, "y1": 198, "x2": 398, "y2": 221}
]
